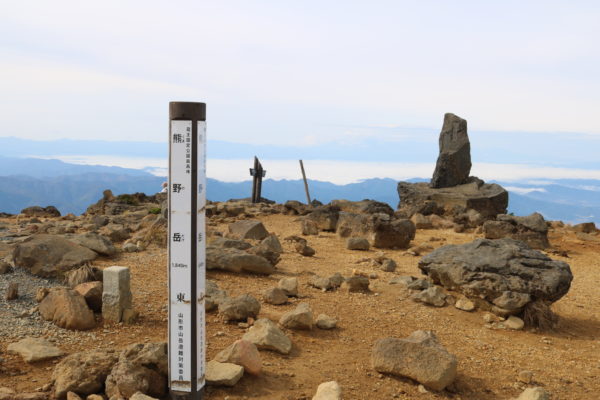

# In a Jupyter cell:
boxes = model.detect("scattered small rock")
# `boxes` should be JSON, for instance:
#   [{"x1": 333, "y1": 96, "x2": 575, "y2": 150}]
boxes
[
  {"x1": 346, "y1": 237, "x2": 370, "y2": 251},
  {"x1": 504, "y1": 316, "x2": 525, "y2": 330},
  {"x1": 214, "y1": 340, "x2": 262, "y2": 376},
  {"x1": 242, "y1": 318, "x2": 292, "y2": 354},
  {"x1": 278, "y1": 277, "x2": 299, "y2": 297},
  {"x1": 312, "y1": 381, "x2": 342, "y2": 400},
  {"x1": 263, "y1": 287, "x2": 288, "y2": 305},
  {"x1": 379, "y1": 259, "x2": 397, "y2": 272},
  {"x1": 341, "y1": 276, "x2": 369, "y2": 293},
  {"x1": 295, "y1": 242, "x2": 316, "y2": 257},
  {"x1": 279, "y1": 303, "x2": 314, "y2": 330},
  {"x1": 206, "y1": 360, "x2": 244, "y2": 387},
  {"x1": 518, "y1": 370, "x2": 534, "y2": 384},
  {"x1": 218, "y1": 294, "x2": 261, "y2": 322},
  {"x1": 5, "y1": 282, "x2": 18, "y2": 300},
  {"x1": 454, "y1": 297, "x2": 475, "y2": 312},
  {"x1": 411, "y1": 286, "x2": 447, "y2": 307},
  {"x1": 315, "y1": 314, "x2": 337, "y2": 330}
]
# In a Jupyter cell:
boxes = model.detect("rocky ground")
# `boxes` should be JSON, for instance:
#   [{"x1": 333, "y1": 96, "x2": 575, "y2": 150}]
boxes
[{"x1": 1, "y1": 205, "x2": 600, "y2": 400}]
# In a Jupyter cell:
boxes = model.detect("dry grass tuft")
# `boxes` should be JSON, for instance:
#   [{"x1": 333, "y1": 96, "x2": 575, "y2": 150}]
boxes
[
  {"x1": 522, "y1": 300, "x2": 559, "y2": 331},
  {"x1": 64, "y1": 263, "x2": 102, "y2": 287}
]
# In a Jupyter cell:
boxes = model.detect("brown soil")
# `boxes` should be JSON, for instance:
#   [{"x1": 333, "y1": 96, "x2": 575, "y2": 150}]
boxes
[{"x1": 1, "y1": 214, "x2": 599, "y2": 399}]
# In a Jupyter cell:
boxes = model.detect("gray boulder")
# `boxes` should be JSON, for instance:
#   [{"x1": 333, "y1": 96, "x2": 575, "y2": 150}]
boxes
[
  {"x1": 411, "y1": 286, "x2": 447, "y2": 307},
  {"x1": 228, "y1": 220, "x2": 268, "y2": 240},
  {"x1": 206, "y1": 280, "x2": 228, "y2": 311},
  {"x1": 66, "y1": 233, "x2": 117, "y2": 256},
  {"x1": 418, "y1": 238, "x2": 573, "y2": 314},
  {"x1": 218, "y1": 294, "x2": 261, "y2": 321},
  {"x1": 346, "y1": 237, "x2": 370, "y2": 251},
  {"x1": 242, "y1": 318, "x2": 292, "y2": 354},
  {"x1": 11, "y1": 234, "x2": 98, "y2": 278},
  {"x1": 207, "y1": 246, "x2": 274, "y2": 275},
  {"x1": 336, "y1": 212, "x2": 415, "y2": 249},
  {"x1": 483, "y1": 212, "x2": 549, "y2": 249},
  {"x1": 430, "y1": 113, "x2": 471, "y2": 188},
  {"x1": 249, "y1": 234, "x2": 282, "y2": 266},
  {"x1": 263, "y1": 287, "x2": 288, "y2": 305},
  {"x1": 305, "y1": 205, "x2": 340, "y2": 231},
  {"x1": 279, "y1": 302, "x2": 314, "y2": 330},
  {"x1": 372, "y1": 331, "x2": 457, "y2": 391}
]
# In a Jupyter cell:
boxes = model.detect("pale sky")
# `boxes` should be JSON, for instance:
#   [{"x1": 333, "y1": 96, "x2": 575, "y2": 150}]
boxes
[{"x1": 1, "y1": 1, "x2": 600, "y2": 150}]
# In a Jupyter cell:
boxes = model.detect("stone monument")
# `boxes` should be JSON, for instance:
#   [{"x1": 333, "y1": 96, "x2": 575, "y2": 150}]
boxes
[{"x1": 397, "y1": 113, "x2": 508, "y2": 220}]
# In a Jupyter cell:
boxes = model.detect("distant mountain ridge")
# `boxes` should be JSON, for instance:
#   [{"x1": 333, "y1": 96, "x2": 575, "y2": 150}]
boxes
[{"x1": 0, "y1": 156, "x2": 597, "y2": 225}]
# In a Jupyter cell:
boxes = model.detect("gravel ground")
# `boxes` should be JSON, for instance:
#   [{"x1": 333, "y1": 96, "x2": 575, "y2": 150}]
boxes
[{"x1": 0, "y1": 268, "x2": 66, "y2": 340}]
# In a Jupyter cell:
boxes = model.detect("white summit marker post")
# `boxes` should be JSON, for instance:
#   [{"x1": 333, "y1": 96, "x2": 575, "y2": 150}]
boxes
[{"x1": 168, "y1": 102, "x2": 206, "y2": 400}]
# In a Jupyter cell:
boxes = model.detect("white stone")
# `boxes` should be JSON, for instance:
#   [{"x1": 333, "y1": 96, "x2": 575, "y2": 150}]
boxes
[
  {"x1": 312, "y1": 381, "x2": 342, "y2": 400},
  {"x1": 454, "y1": 298, "x2": 475, "y2": 311},
  {"x1": 130, "y1": 392, "x2": 159, "y2": 400},
  {"x1": 505, "y1": 316, "x2": 525, "y2": 330},
  {"x1": 102, "y1": 266, "x2": 132, "y2": 323},
  {"x1": 515, "y1": 387, "x2": 550, "y2": 400}
]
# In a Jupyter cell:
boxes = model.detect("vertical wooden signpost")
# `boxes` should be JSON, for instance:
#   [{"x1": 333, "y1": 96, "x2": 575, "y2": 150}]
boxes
[
  {"x1": 299, "y1": 159, "x2": 311, "y2": 205},
  {"x1": 250, "y1": 156, "x2": 266, "y2": 203},
  {"x1": 168, "y1": 102, "x2": 206, "y2": 400}
]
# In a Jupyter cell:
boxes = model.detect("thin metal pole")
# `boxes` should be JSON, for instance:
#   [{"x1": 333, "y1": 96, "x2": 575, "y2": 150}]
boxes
[{"x1": 299, "y1": 159, "x2": 311, "y2": 204}]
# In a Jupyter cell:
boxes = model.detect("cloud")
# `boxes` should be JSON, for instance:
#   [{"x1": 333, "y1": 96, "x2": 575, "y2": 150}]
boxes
[
  {"x1": 504, "y1": 186, "x2": 548, "y2": 195},
  {"x1": 1, "y1": 1, "x2": 599, "y2": 146},
  {"x1": 30, "y1": 154, "x2": 600, "y2": 185}
]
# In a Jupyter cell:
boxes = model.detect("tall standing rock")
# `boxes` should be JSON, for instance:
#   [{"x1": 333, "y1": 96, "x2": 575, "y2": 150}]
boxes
[{"x1": 430, "y1": 113, "x2": 471, "y2": 188}]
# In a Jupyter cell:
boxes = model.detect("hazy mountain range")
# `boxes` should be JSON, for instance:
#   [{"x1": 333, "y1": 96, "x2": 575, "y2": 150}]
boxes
[{"x1": 0, "y1": 155, "x2": 598, "y2": 225}]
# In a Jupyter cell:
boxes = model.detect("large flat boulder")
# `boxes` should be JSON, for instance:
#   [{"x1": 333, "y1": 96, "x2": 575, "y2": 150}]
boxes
[
  {"x1": 207, "y1": 246, "x2": 275, "y2": 275},
  {"x1": 430, "y1": 113, "x2": 471, "y2": 188},
  {"x1": 7, "y1": 337, "x2": 64, "y2": 362},
  {"x1": 397, "y1": 179, "x2": 508, "y2": 219},
  {"x1": 11, "y1": 234, "x2": 98, "y2": 278},
  {"x1": 418, "y1": 238, "x2": 573, "y2": 314},
  {"x1": 65, "y1": 233, "x2": 117, "y2": 256},
  {"x1": 372, "y1": 330, "x2": 457, "y2": 391}
]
